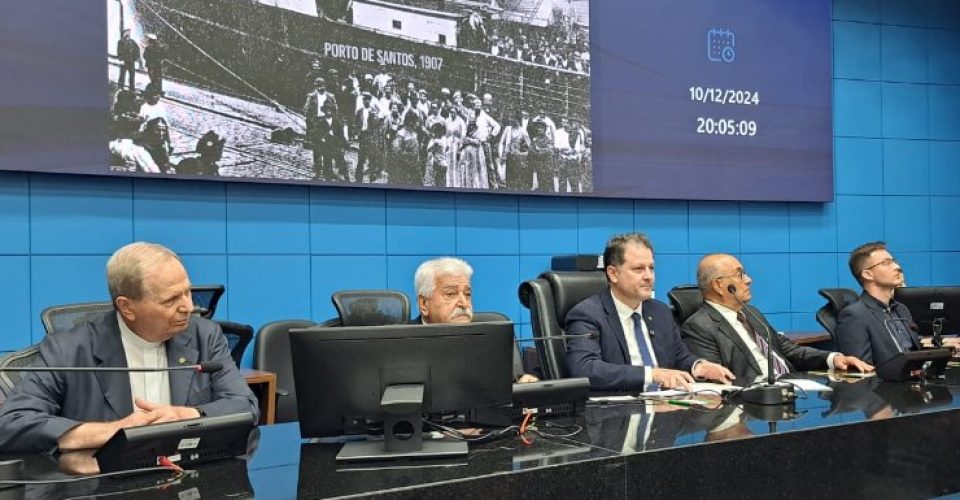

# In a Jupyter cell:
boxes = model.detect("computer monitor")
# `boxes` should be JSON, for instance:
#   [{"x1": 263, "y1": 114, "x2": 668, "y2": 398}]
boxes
[
  {"x1": 289, "y1": 321, "x2": 514, "y2": 461},
  {"x1": 95, "y1": 412, "x2": 256, "y2": 473},
  {"x1": 894, "y1": 286, "x2": 960, "y2": 339}
]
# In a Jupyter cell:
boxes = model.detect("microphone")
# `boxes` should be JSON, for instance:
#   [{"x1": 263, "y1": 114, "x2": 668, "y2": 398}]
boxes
[
  {"x1": 726, "y1": 284, "x2": 795, "y2": 405},
  {"x1": 0, "y1": 361, "x2": 223, "y2": 374}
]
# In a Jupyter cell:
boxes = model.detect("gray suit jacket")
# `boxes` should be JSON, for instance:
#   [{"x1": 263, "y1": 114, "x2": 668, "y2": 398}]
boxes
[
  {"x1": 681, "y1": 303, "x2": 830, "y2": 383},
  {"x1": 0, "y1": 312, "x2": 258, "y2": 452},
  {"x1": 836, "y1": 292, "x2": 918, "y2": 366}
]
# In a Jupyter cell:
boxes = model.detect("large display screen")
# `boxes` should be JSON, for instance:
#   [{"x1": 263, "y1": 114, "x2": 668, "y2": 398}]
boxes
[{"x1": 0, "y1": 0, "x2": 832, "y2": 202}]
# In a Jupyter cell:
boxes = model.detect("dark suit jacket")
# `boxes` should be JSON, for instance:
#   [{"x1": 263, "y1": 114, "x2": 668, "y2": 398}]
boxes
[
  {"x1": 0, "y1": 312, "x2": 258, "y2": 453},
  {"x1": 680, "y1": 303, "x2": 830, "y2": 382},
  {"x1": 565, "y1": 290, "x2": 699, "y2": 391},
  {"x1": 836, "y1": 292, "x2": 918, "y2": 366}
]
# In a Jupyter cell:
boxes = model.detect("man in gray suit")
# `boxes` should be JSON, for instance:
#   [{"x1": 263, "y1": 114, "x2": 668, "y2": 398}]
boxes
[
  {"x1": 836, "y1": 241, "x2": 919, "y2": 366},
  {"x1": 681, "y1": 253, "x2": 872, "y2": 383},
  {"x1": 0, "y1": 242, "x2": 258, "y2": 453}
]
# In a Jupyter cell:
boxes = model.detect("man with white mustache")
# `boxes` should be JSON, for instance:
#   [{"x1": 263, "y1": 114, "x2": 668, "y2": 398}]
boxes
[{"x1": 414, "y1": 257, "x2": 538, "y2": 382}]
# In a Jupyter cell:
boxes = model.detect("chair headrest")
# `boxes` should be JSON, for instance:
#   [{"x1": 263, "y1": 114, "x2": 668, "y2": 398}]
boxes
[
  {"x1": 818, "y1": 288, "x2": 859, "y2": 312},
  {"x1": 541, "y1": 271, "x2": 608, "y2": 323}
]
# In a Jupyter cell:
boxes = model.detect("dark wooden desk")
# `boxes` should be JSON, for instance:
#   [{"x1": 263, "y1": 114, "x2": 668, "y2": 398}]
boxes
[
  {"x1": 242, "y1": 369, "x2": 276, "y2": 425},
  {"x1": 6, "y1": 370, "x2": 960, "y2": 498}
]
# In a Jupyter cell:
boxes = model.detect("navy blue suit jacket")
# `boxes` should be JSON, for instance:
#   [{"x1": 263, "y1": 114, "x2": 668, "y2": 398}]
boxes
[{"x1": 565, "y1": 289, "x2": 699, "y2": 391}]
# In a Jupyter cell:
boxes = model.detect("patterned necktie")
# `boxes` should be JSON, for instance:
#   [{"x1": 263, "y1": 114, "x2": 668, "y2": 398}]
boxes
[{"x1": 736, "y1": 311, "x2": 789, "y2": 376}]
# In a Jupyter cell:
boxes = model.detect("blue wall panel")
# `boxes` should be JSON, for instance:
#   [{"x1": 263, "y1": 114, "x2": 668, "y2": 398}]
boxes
[
  {"x1": 883, "y1": 196, "x2": 931, "y2": 252},
  {"x1": 929, "y1": 142, "x2": 960, "y2": 195},
  {"x1": 385, "y1": 191, "x2": 455, "y2": 255},
  {"x1": 2, "y1": 0, "x2": 959, "y2": 368},
  {"x1": 30, "y1": 176, "x2": 132, "y2": 254},
  {"x1": 133, "y1": 179, "x2": 227, "y2": 254},
  {"x1": 309, "y1": 187, "x2": 386, "y2": 255},
  {"x1": 835, "y1": 138, "x2": 883, "y2": 195},
  {"x1": 881, "y1": 26, "x2": 928, "y2": 83},
  {"x1": 226, "y1": 184, "x2": 310, "y2": 254},
  {"x1": 577, "y1": 198, "x2": 634, "y2": 254},
  {"x1": 0, "y1": 257, "x2": 31, "y2": 351},
  {"x1": 833, "y1": 21, "x2": 881, "y2": 80},
  {"x1": 882, "y1": 139, "x2": 929, "y2": 195},
  {"x1": 517, "y1": 197, "x2": 578, "y2": 255},
  {"x1": 740, "y1": 203, "x2": 790, "y2": 254},
  {"x1": 0, "y1": 172, "x2": 30, "y2": 255},
  {"x1": 634, "y1": 201, "x2": 689, "y2": 254},
  {"x1": 455, "y1": 194, "x2": 519, "y2": 255},
  {"x1": 688, "y1": 202, "x2": 739, "y2": 255}
]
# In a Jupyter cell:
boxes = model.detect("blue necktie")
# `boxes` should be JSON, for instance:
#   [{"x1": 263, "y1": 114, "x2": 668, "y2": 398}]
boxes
[{"x1": 631, "y1": 312, "x2": 656, "y2": 368}]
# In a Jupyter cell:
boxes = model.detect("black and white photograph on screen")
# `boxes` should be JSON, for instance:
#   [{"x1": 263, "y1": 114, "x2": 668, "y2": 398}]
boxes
[{"x1": 106, "y1": 0, "x2": 592, "y2": 193}]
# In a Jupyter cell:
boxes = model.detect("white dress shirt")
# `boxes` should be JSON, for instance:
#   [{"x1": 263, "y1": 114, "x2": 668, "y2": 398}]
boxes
[
  {"x1": 118, "y1": 313, "x2": 171, "y2": 407},
  {"x1": 611, "y1": 294, "x2": 658, "y2": 386}
]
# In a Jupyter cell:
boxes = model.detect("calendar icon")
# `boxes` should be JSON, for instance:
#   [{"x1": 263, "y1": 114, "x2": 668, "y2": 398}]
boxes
[{"x1": 707, "y1": 28, "x2": 736, "y2": 63}]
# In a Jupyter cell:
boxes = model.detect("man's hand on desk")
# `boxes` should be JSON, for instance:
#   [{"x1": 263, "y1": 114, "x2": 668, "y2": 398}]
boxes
[
  {"x1": 691, "y1": 361, "x2": 735, "y2": 385},
  {"x1": 833, "y1": 355, "x2": 874, "y2": 373},
  {"x1": 134, "y1": 398, "x2": 201, "y2": 422},
  {"x1": 651, "y1": 368, "x2": 695, "y2": 392},
  {"x1": 57, "y1": 399, "x2": 201, "y2": 451}
]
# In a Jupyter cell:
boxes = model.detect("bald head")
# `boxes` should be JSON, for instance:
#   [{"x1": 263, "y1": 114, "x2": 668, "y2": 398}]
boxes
[{"x1": 696, "y1": 253, "x2": 752, "y2": 309}]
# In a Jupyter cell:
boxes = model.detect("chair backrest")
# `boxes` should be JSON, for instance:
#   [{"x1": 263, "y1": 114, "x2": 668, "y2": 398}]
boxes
[
  {"x1": 41, "y1": 301, "x2": 114, "y2": 335},
  {"x1": 519, "y1": 271, "x2": 608, "y2": 380},
  {"x1": 191, "y1": 284, "x2": 225, "y2": 319},
  {"x1": 667, "y1": 285, "x2": 703, "y2": 326},
  {"x1": 816, "y1": 288, "x2": 860, "y2": 341},
  {"x1": 254, "y1": 319, "x2": 317, "y2": 423},
  {"x1": 215, "y1": 320, "x2": 254, "y2": 368},
  {"x1": 0, "y1": 345, "x2": 41, "y2": 400},
  {"x1": 331, "y1": 290, "x2": 411, "y2": 326}
]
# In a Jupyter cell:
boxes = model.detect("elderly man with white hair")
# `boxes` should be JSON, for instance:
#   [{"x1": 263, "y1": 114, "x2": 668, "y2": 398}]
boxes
[{"x1": 414, "y1": 257, "x2": 538, "y2": 382}]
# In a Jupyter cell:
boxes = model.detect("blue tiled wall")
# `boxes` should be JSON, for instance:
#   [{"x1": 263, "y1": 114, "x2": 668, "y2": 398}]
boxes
[{"x1": 1, "y1": 0, "x2": 958, "y2": 365}]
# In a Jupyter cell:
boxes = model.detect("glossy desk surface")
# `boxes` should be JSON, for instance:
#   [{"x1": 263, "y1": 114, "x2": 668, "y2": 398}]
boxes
[{"x1": 6, "y1": 368, "x2": 960, "y2": 499}]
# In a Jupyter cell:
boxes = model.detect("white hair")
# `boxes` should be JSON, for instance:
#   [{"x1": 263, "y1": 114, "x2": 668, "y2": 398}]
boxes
[{"x1": 415, "y1": 257, "x2": 473, "y2": 298}]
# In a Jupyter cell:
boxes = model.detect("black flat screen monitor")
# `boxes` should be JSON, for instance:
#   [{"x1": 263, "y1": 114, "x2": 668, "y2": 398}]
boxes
[
  {"x1": 289, "y1": 321, "x2": 514, "y2": 461},
  {"x1": 894, "y1": 287, "x2": 960, "y2": 338},
  {"x1": 94, "y1": 412, "x2": 256, "y2": 473}
]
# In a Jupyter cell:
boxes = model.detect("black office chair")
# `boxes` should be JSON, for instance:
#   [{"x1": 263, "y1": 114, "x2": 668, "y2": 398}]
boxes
[
  {"x1": 667, "y1": 285, "x2": 703, "y2": 326},
  {"x1": 0, "y1": 344, "x2": 41, "y2": 399},
  {"x1": 41, "y1": 301, "x2": 114, "y2": 335},
  {"x1": 518, "y1": 271, "x2": 608, "y2": 380},
  {"x1": 191, "y1": 284, "x2": 225, "y2": 319},
  {"x1": 816, "y1": 288, "x2": 860, "y2": 342},
  {"x1": 215, "y1": 320, "x2": 254, "y2": 368},
  {"x1": 254, "y1": 319, "x2": 317, "y2": 423},
  {"x1": 332, "y1": 290, "x2": 411, "y2": 326}
]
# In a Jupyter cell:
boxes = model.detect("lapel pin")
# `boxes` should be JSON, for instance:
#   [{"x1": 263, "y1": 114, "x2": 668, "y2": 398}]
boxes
[{"x1": 178, "y1": 357, "x2": 187, "y2": 364}]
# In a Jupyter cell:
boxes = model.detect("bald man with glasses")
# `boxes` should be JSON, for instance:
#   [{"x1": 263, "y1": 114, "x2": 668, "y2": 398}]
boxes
[
  {"x1": 680, "y1": 253, "x2": 872, "y2": 383},
  {"x1": 836, "y1": 242, "x2": 922, "y2": 366}
]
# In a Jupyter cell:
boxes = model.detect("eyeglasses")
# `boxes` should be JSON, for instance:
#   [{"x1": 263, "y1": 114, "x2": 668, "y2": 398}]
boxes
[
  {"x1": 865, "y1": 258, "x2": 898, "y2": 270},
  {"x1": 715, "y1": 270, "x2": 748, "y2": 281}
]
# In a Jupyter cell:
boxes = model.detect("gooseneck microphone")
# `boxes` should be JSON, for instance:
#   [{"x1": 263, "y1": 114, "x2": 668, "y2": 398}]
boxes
[
  {"x1": 0, "y1": 362, "x2": 223, "y2": 374},
  {"x1": 727, "y1": 284, "x2": 795, "y2": 405}
]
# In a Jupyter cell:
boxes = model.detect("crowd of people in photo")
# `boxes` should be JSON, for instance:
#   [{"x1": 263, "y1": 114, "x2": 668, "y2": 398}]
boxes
[
  {"x1": 457, "y1": 8, "x2": 590, "y2": 75},
  {"x1": 108, "y1": 30, "x2": 225, "y2": 176},
  {"x1": 303, "y1": 61, "x2": 592, "y2": 192}
]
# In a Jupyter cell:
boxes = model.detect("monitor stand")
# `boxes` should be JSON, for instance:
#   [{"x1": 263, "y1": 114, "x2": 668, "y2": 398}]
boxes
[{"x1": 336, "y1": 384, "x2": 468, "y2": 462}]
